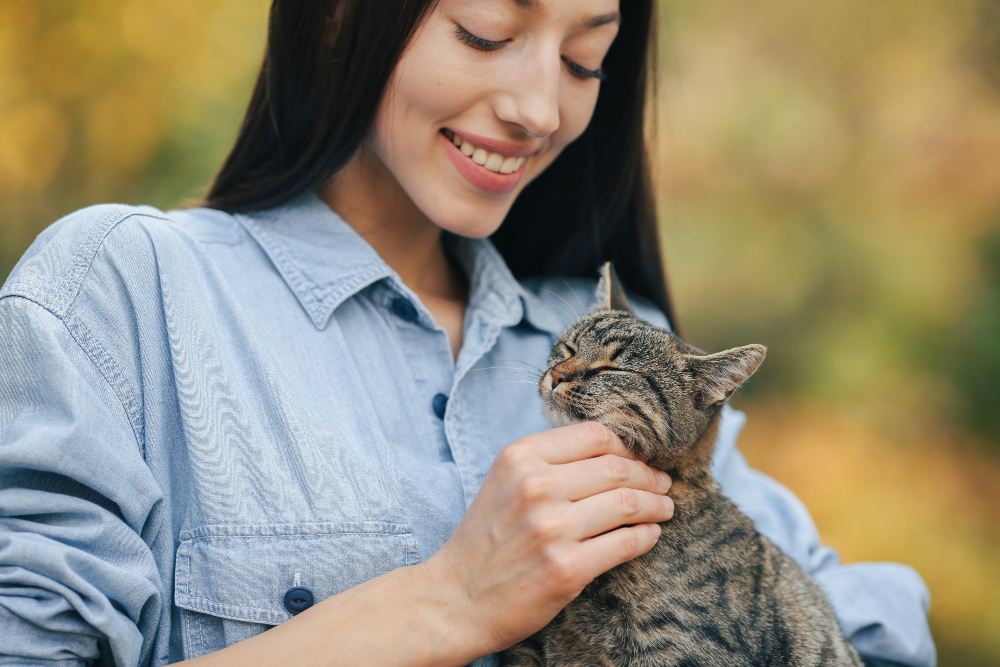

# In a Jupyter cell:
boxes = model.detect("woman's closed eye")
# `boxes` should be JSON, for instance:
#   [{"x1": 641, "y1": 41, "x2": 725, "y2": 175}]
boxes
[
  {"x1": 452, "y1": 23, "x2": 510, "y2": 51},
  {"x1": 452, "y1": 24, "x2": 607, "y2": 81},
  {"x1": 562, "y1": 57, "x2": 607, "y2": 81}
]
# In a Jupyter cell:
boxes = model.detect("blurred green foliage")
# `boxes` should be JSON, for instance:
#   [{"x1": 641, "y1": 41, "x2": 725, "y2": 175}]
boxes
[
  {"x1": 657, "y1": 0, "x2": 1000, "y2": 439},
  {"x1": 2, "y1": 1, "x2": 998, "y2": 664},
  {"x1": 932, "y1": 227, "x2": 1000, "y2": 441}
]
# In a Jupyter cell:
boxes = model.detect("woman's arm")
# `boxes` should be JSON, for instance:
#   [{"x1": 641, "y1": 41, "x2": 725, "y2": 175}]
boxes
[
  {"x1": 0, "y1": 296, "x2": 163, "y2": 666},
  {"x1": 0, "y1": 293, "x2": 674, "y2": 665},
  {"x1": 184, "y1": 420, "x2": 675, "y2": 666},
  {"x1": 0, "y1": 295, "x2": 473, "y2": 667},
  {"x1": 175, "y1": 559, "x2": 475, "y2": 666},
  {"x1": 0, "y1": 294, "x2": 478, "y2": 667}
]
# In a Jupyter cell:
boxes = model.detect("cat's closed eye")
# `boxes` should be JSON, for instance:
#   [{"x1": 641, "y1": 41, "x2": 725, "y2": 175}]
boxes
[{"x1": 580, "y1": 365, "x2": 630, "y2": 380}]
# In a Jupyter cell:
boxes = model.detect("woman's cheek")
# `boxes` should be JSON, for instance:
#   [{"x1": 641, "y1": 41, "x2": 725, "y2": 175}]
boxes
[
  {"x1": 563, "y1": 88, "x2": 601, "y2": 142},
  {"x1": 532, "y1": 88, "x2": 601, "y2": 179}
]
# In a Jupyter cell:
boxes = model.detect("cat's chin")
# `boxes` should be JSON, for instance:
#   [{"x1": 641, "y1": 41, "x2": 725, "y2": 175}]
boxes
[
  {"x1": 542, "y1": 402, "x2": 585, "y2": 428},
  {"x1": 544, "y1": 405, "x2": 654, "y2": 463}
]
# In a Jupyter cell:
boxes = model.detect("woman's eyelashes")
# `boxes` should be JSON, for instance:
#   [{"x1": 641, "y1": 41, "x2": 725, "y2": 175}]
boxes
[
  {"x1": 452, "y1": 23, "x2": 509, "y2": 51},
  {"x1": 561, "y1": 55, "x2": 608, "y2": 82},
  {"x1": 452, "y1": 24, "x2": 607, "y2": 81}
]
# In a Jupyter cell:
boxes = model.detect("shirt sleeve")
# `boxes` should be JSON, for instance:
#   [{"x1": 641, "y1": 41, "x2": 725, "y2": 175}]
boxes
[
  {"x1": 712, "y1": 404, "x2": 937, "y2": 667},
  {"x1": 0, "y1": 295, "x2": 164, "y2": 667}
]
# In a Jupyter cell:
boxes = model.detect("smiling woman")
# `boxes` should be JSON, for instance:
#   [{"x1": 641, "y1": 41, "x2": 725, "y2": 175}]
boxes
[
  {"x1": 203, "y1": 0, "x2": 675, "y2": 344},
  {"x1": 347, "y1": 0, "x2": 610, "y2": 216},
  {"x1": 0, "y1": 1, "x2": 934, "y2": 666}
]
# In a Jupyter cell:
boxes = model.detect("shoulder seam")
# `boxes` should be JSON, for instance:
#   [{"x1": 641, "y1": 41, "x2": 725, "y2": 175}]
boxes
[
  {"x1": 3, "y1": 206, "x2": 170, "y2": 318},
  {"x1": 0, "y1": 293, "x2": 146, "y2": 459}
]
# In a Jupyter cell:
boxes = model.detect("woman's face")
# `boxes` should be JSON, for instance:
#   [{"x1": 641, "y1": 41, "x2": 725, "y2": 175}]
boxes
[{"x1": 361, "y1": 0, "x2": 621, "y2": 238}]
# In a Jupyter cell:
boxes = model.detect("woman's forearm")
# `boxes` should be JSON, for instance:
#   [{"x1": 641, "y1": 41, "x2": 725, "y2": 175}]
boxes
[
  {"x1": 175, "y1": 421, "x2": 673, "y2": 667},
  {"x1": 177, "y1": 557, "x2": 485, "y2": 667}
]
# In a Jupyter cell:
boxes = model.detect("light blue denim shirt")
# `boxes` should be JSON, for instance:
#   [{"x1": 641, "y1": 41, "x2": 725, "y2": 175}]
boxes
[{"x1": 0, "y1": 189, "x2": 934, "y2": 666}]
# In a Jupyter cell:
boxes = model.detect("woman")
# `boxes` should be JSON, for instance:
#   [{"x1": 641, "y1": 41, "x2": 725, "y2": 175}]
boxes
[{"x1": 0, "y1": 1, "x2": 934, "y2": 665}]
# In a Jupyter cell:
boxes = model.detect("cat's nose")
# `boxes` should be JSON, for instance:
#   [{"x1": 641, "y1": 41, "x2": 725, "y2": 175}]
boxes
[{"x1": 550, "y1": 369, "x2": 566, "y2": 388}]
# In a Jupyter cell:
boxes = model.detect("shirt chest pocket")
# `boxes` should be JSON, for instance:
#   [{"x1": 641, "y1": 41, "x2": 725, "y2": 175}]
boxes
[{"x1": 173, "y1": 521, "x2": 418, "y2": 660}]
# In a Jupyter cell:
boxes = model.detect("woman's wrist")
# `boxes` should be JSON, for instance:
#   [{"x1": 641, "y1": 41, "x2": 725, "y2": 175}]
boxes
[
  {"x1": 388, "y1": 555, "x2": 492, "y2": 666},
  {"x1": 417, "y1": 548, "x2": 506, "y2": 664},
  {"x1": 409, "y1": 552, "x2": 493, "y2": 665}
]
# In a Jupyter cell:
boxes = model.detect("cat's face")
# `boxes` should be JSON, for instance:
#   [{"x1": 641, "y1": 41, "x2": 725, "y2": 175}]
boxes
[{"x1": 539, "y1": 263, "x2": 766, "y2": 466}]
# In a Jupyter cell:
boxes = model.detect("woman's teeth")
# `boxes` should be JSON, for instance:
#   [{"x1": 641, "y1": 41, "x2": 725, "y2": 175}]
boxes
[{"x1": 445, "y1": 130, "x2": 526, "y2": 175}]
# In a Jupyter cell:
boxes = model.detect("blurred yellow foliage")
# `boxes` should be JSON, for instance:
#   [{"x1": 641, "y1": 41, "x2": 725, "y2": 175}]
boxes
[
  {"x1": 0, "y1": 100, "x2": 69, "y2": 191},
  {"x1": 82, "y1": 72, "x2": 164, "y2": 171}
]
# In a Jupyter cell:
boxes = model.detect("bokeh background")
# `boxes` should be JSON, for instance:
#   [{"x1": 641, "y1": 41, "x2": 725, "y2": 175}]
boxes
[{"x1": 1, "y1": 1, "x2": 997, "y2": 664}]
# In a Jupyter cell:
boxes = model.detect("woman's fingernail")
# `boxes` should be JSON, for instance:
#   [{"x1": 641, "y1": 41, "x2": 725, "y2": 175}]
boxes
[{"x1": 657, "y1": 471, "x2": 671, "y2": 491}]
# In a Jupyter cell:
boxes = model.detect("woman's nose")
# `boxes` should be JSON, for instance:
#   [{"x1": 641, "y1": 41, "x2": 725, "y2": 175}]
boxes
[{"x1": 497, "y1": 48, "x2": 561, "y2": 137}]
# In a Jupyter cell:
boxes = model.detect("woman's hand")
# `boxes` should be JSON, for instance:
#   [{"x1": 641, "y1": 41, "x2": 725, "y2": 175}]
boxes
[{"x1": 422, "y1": 420, "x2": 675, "y2": 658}]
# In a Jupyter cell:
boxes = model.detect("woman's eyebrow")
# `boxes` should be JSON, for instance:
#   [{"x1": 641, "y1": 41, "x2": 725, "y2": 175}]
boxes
[{"x1": 510, "y1": 0, "x2": 622, "y2": 29}]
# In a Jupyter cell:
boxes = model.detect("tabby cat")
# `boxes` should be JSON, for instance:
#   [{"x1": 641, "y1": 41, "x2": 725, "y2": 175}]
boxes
[{"x1": 499, "y1": 263, "x2": 862, "y2": 667}]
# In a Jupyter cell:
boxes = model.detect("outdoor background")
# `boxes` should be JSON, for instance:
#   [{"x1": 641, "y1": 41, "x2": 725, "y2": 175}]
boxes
[{"x1": 1, "y1": 1, "x2": 997, "y2": 665}]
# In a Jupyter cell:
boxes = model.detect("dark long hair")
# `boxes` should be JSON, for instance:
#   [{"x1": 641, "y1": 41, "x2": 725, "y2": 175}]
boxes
[{"x1": 195, "y1": 0, "x2": 679, "y2": 331}]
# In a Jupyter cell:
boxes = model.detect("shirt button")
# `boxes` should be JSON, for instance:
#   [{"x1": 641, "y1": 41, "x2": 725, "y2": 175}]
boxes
[
  {"x1": 283, "y1": 586, "x2": 315, "y2": 615},
  {"x1": 390, "y1": 296, "x2": 418, "y2": 322},
  {"x1": 432, "y1": 393, "x2": 448, "y2": 419}
]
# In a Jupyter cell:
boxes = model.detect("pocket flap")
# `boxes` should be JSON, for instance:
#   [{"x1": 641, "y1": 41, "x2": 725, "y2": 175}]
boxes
[{"x1": 174, "y1": 521, "x2": 417, "y2": 625}]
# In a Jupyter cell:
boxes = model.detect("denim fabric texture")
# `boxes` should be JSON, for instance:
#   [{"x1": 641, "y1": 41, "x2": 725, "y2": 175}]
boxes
[{"x1": 0, "y1": 189, "x2": 935, "y2": 666}]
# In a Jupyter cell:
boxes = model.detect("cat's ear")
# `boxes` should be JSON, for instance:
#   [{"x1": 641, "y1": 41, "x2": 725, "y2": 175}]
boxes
[
  {"x1": 593, "y1": 261, "x2": 633, "y2": 313},
  {"x1": 684, "y1": 344, "x2": 766, "y2": 407}
]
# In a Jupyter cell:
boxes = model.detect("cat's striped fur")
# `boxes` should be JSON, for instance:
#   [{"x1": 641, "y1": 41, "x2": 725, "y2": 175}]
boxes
[{"x1": 498, "y1": 263, "x2": 862, "y2": 667}]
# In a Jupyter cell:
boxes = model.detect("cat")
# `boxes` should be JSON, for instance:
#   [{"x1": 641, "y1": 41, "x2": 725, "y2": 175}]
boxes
[{"x1": 498, "y1": 262, "x2": 862, "y2": 667}]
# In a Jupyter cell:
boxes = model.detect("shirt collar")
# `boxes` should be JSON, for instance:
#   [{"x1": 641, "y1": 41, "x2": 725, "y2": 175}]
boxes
[{"x1": 233, "y1": 188, "x2": 564, "y2": 336}]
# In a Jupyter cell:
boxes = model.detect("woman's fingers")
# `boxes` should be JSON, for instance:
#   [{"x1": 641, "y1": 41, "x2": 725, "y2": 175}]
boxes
[
  {"x1": 576, "y1": 523, "x2": 664, "y2": 583},
  {"x1": 526, "y1": 420, "x2": 635, "y2": 465},
  {"x1": 555, "y1": 453, "x2": 671, "y2": 502},
  {"x1": 429, "y1": 420, "x2": 676, "y2": 655},
  {"x1": 568, "y1": 487, "x2": 674, "y2": 540}
]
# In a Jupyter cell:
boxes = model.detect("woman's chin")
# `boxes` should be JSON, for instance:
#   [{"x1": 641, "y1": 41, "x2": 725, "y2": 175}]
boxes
[{"x1": 434, "y1": 208, "x2": 508, "y2": 240}]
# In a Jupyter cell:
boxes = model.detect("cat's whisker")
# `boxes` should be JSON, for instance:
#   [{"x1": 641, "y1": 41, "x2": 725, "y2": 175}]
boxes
[
  {"x1": 510, "y1": 361, "x2": 547, "y2": 376},
  {"x1": 557, "y1": 277, "x2": 588, "y2": 314},
  {"x1": 603, "y1": 403, "x2": 653, "y2": 455},
  {"x1": 484, "y1": 379, "x2": 540, "y2": 392},
  {"x1": 579, "y1": 405, "x2": 643, "y2": 452},
  {"x1": 662, "y1": 420, "x2": 680, "y2": 446},
  {"x1": 468, "y1": 365, "x2": 542, "y2": 379},
  {"x1": 569, "y1": 399, "x2": 604, "y2": 423},
  {"x1": 540, "y1": 287, "x2": 581, "y2": 323},
  {"x1": 605, "y1": 406, "x2": 643, "y2": 447},
  {"x1": 652, "y1": 407, "x2": 680, "y2": 446},
  {"x1": 477, "y1": 375, "x2": 541, "y2": 386}
]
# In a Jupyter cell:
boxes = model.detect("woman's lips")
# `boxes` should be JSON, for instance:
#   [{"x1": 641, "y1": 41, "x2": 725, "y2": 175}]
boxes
[{"x1": 439, "y1": 129, "x2": 527, "y2": 196}]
